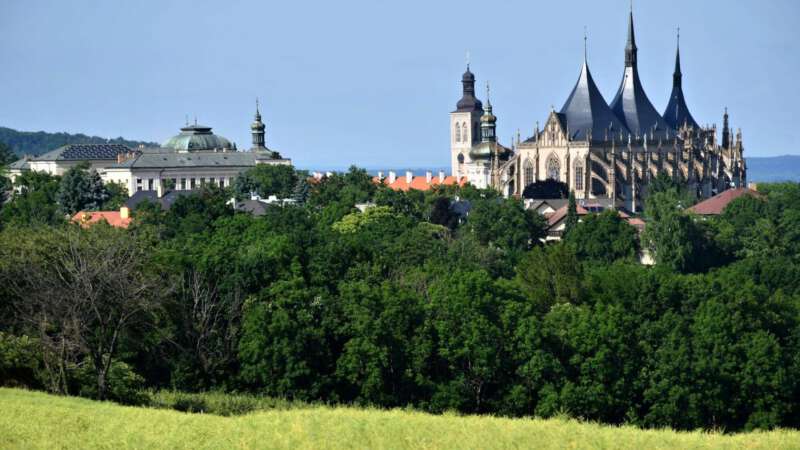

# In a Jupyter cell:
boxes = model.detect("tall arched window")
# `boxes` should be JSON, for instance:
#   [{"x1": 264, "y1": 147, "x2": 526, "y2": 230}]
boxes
[
  {"x1": 462, "y1": 122, "x2": 468, "y2": 143},
  {"x1": 547, "y1": 154, "x2": 560, "y2": 180},
  {"x1": 455, "y1": 123, "x2": 461, "y2": 142},
  {"x1": 574, "y1": 162, "x2": 584, "y2": 191},
  {"x1": 457, "y1": 153, "x2": 464, "y2": 164},
  {"x1": 523, "y1": 159, "x2": 534, "y2": 187}
]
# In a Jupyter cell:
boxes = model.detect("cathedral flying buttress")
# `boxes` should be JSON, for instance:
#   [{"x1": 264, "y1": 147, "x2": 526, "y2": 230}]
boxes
[{"x1": 449, "y1": 9, "x2": 746, "y2": 212}]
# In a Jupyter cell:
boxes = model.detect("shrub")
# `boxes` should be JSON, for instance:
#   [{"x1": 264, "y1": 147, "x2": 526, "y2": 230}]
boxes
[
  {"x1": 73, "y1": 360, "x2": 149, "y2": 406},
  {"x1": 0, "y1": 333, "x2": 42, "y2": 389}
]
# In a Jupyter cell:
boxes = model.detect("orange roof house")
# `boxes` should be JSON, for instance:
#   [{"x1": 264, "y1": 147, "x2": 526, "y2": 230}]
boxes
[
  {"x1": 687, "y1": 188, "x2": 762, "y2": 216},
  {"x1": 373, "y1": 170, "x2": 467, "y2": 192},
  {"x1": 72, "y1": 207, "x2": 132, "y2": 229}
]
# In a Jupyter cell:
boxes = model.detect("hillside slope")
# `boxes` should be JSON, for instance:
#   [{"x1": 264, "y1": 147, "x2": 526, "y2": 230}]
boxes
[
  {"x1": 0, "y1": 126, "x2": 158, "y2": 158},
  {"x1": 1, "y1": 389, "x2": 797, "y2": 450}
]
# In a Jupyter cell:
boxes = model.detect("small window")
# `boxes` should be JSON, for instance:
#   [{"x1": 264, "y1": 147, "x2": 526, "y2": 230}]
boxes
[
  {"x1": 180, "y1": 178, "x2": 186, "y2": 190},
  {"x1": 190, "y1": 178, "x2": 196, "y2": 189},
  {"x1": 457, "y1": 153, "x2": 464, "y2": 164},
  {"x1": 575, "y1": 165, "x2": 584, "y2": 191},
  {"x1": 455, "y1": 123, "x2": 461, "y2": 143},
  {"x1": 547, "y1": 154, "x2": 560, "y2": 181}
]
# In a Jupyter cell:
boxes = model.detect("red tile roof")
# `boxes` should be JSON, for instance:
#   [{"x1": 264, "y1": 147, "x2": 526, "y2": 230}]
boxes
[
  {"x1": 72, "y1": 210, "x2": 132, "y2": 229},
  {"x1": 373, "y1": 174, "x2": 467, "y2": 192},
  {"x1": 687, "y1": 188, "x2": 762, "y2": 216},
  {"x1": 547, "y1": 204, "x2": 589, "y2": 227}
]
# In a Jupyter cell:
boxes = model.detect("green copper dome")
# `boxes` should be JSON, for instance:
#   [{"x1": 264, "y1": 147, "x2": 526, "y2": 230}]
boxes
[
  {"x1": 162, "y1": 124, "x2": 233, "y2": 151},
  {"x1": 469, "y1": 141, "x2": 511, "y2": 160}
]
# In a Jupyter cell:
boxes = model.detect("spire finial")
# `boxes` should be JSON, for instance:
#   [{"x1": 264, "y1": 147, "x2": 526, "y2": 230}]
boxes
[
  {"x1": 486, "y1": 81, "x2": 490, "y2": 101},
  {"x1": 185, "y1": 114, "x2": 189, "y2": 126},
  {"x1": 583, "y1": 26, "x2": 588, "y2": 61},
  {"x1": 256, "y1": 97, "x2": 260, "y2": 114},
  {"x1": 194, "y1": 116, "x2": 197, "y2": 126},
  {"x1": 466, "y1": 50, "x2": 470, "y2": 71},
  {"x1": 672, "y1": 27, "x2": 682, "y2": 87},
  {"x1": 625, "y1": 3, "x2": 637, "y2": 67}
]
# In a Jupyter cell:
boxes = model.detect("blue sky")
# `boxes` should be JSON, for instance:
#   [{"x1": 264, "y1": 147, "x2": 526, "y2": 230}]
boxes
[{"x1": 1, "y1": 0, "x2": 798, "y2": 168}]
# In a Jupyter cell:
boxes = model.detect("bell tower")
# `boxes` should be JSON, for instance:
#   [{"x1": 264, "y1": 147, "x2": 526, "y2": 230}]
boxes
[
  {"x1": 450, "y1": 61, "x2": 483, "y2": 177},
  {"x1": 250, "y1": 98, "x2": 267, "y2": 151}
]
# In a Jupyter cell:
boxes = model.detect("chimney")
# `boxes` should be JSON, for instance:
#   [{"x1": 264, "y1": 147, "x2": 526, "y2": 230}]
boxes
[
  {"x1": 119, "y1": 206, "x2": 130, "y2": 219},
  {"x1": 438, "y1": 170, "x2": 445, "y2": 182},
  {"x1": 388, "y1": 171, "x2": 396, "y2": 183},
  {"x1": 426, "y1": 171, "x2": 432, "y2": 183},
  {"x1": 406, "y1": 171, "x2": 413, "y2": 184}
]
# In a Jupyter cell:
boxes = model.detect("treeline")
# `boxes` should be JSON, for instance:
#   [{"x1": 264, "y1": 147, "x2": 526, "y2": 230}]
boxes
[
  {"x1": 0, "y1": 165, "x2": 799, "y2": 432},
  {"x1": 0, "y1": 127, "x2": 158, "y2": 158}
]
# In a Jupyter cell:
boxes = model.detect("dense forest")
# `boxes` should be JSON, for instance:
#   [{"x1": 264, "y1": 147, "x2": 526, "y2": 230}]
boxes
[
  {"x1": 0, "y1": 127, "x2": 158, "y2": 157},
  {"x1": 0, "y1": 161, "x2": 799, "y2": 432}
]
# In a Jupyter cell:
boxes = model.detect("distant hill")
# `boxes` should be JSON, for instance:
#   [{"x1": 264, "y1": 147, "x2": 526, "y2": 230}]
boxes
[
  {"x1": 0, "y1": 126, "x2": 158, "y2": 158},
  {"x1": 746, "y1": 155, "x2": 800, "y2": 182}
]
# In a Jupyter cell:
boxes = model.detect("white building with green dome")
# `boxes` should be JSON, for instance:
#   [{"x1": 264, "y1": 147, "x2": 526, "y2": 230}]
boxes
[{"x1": 10, "y1": 103, "x2": 290, "y2": 197}]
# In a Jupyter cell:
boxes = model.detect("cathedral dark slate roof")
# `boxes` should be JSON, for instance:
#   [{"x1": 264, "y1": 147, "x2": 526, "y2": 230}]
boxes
[
  {"x1": 610, "y1": 11, "x2": 673, "y2": 139},
  {"x1": 560, "y1": 59, "x2": 630, "y2": 142},
  {"x1": 663, "y1": 40, "x2": 699, "y2": 129}
]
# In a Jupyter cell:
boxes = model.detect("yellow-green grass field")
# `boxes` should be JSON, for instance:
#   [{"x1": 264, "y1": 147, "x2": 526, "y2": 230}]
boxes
[{"x1": 1, "y1": 388, "x2": 799, "y2": 450}]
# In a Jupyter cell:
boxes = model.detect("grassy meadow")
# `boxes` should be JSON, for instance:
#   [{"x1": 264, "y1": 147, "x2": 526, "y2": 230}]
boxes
[{"x1": 2, "y1": 388, "x2": 800, "y2": 449}]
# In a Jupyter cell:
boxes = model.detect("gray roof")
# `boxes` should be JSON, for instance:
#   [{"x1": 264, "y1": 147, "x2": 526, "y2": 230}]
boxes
[
  {"x1": 235, "y1": 199, "x2": 270, "y2": 216},
  {"x1": 560, "y1": 60, "x2": 631, "y2": 142},
  {"x1": 663, "y1": 45, "x2": 699, "y2": 129},
  {"x1": 610, "y1": 12, "x2": 673, "y2": 139},
  {"x1": 7, "y1": 158, "x2": 30, "y2": 170},
  {"x1": 108, "y1": 150, "x2": 283, "y2": 169},
  {"x1": 34, "y1": 144, "x2": 132, "y2": 161}
]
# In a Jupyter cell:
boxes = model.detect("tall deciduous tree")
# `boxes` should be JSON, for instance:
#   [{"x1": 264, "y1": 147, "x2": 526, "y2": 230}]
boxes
[
  {"x1": 234, "y1": 164, "x2": 298, "y2": 199},
  {"x1": 57, "y1": 163, "x2": 110, "y2": 214},
  {"x1": 0, "y1": 225, "x2": 164, "y2": 399}
]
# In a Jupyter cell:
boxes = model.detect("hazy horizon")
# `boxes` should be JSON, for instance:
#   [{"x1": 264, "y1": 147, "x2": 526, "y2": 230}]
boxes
[{"x1": 2, "y1": 0, "x2": 798, "y2": 167}]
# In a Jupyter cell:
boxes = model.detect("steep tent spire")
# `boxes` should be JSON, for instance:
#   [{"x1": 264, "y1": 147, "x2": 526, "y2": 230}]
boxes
[
  {"x1": 560, "y1": 39, "x2": 630, "y2": 142},
  {"x1": 663, "y1": 28, "x2": 699, "y2": 129},
  {"x1": 610, "y1": 8, "x2": 672, "y2": 139}
]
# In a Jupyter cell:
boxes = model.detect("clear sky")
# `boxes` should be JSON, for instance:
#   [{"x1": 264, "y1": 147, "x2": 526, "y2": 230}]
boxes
[{"x1": 1, "y1": 0, "x2": 798, "y2": 168}]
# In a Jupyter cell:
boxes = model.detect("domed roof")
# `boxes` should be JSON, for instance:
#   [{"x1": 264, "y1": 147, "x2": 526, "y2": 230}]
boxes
[
  {"x1": 162, "y1": 124, "x2": 233, "y2": 151},
  {"x1": 469, "y1": 141, "x2": 511, "y2": 160}
]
